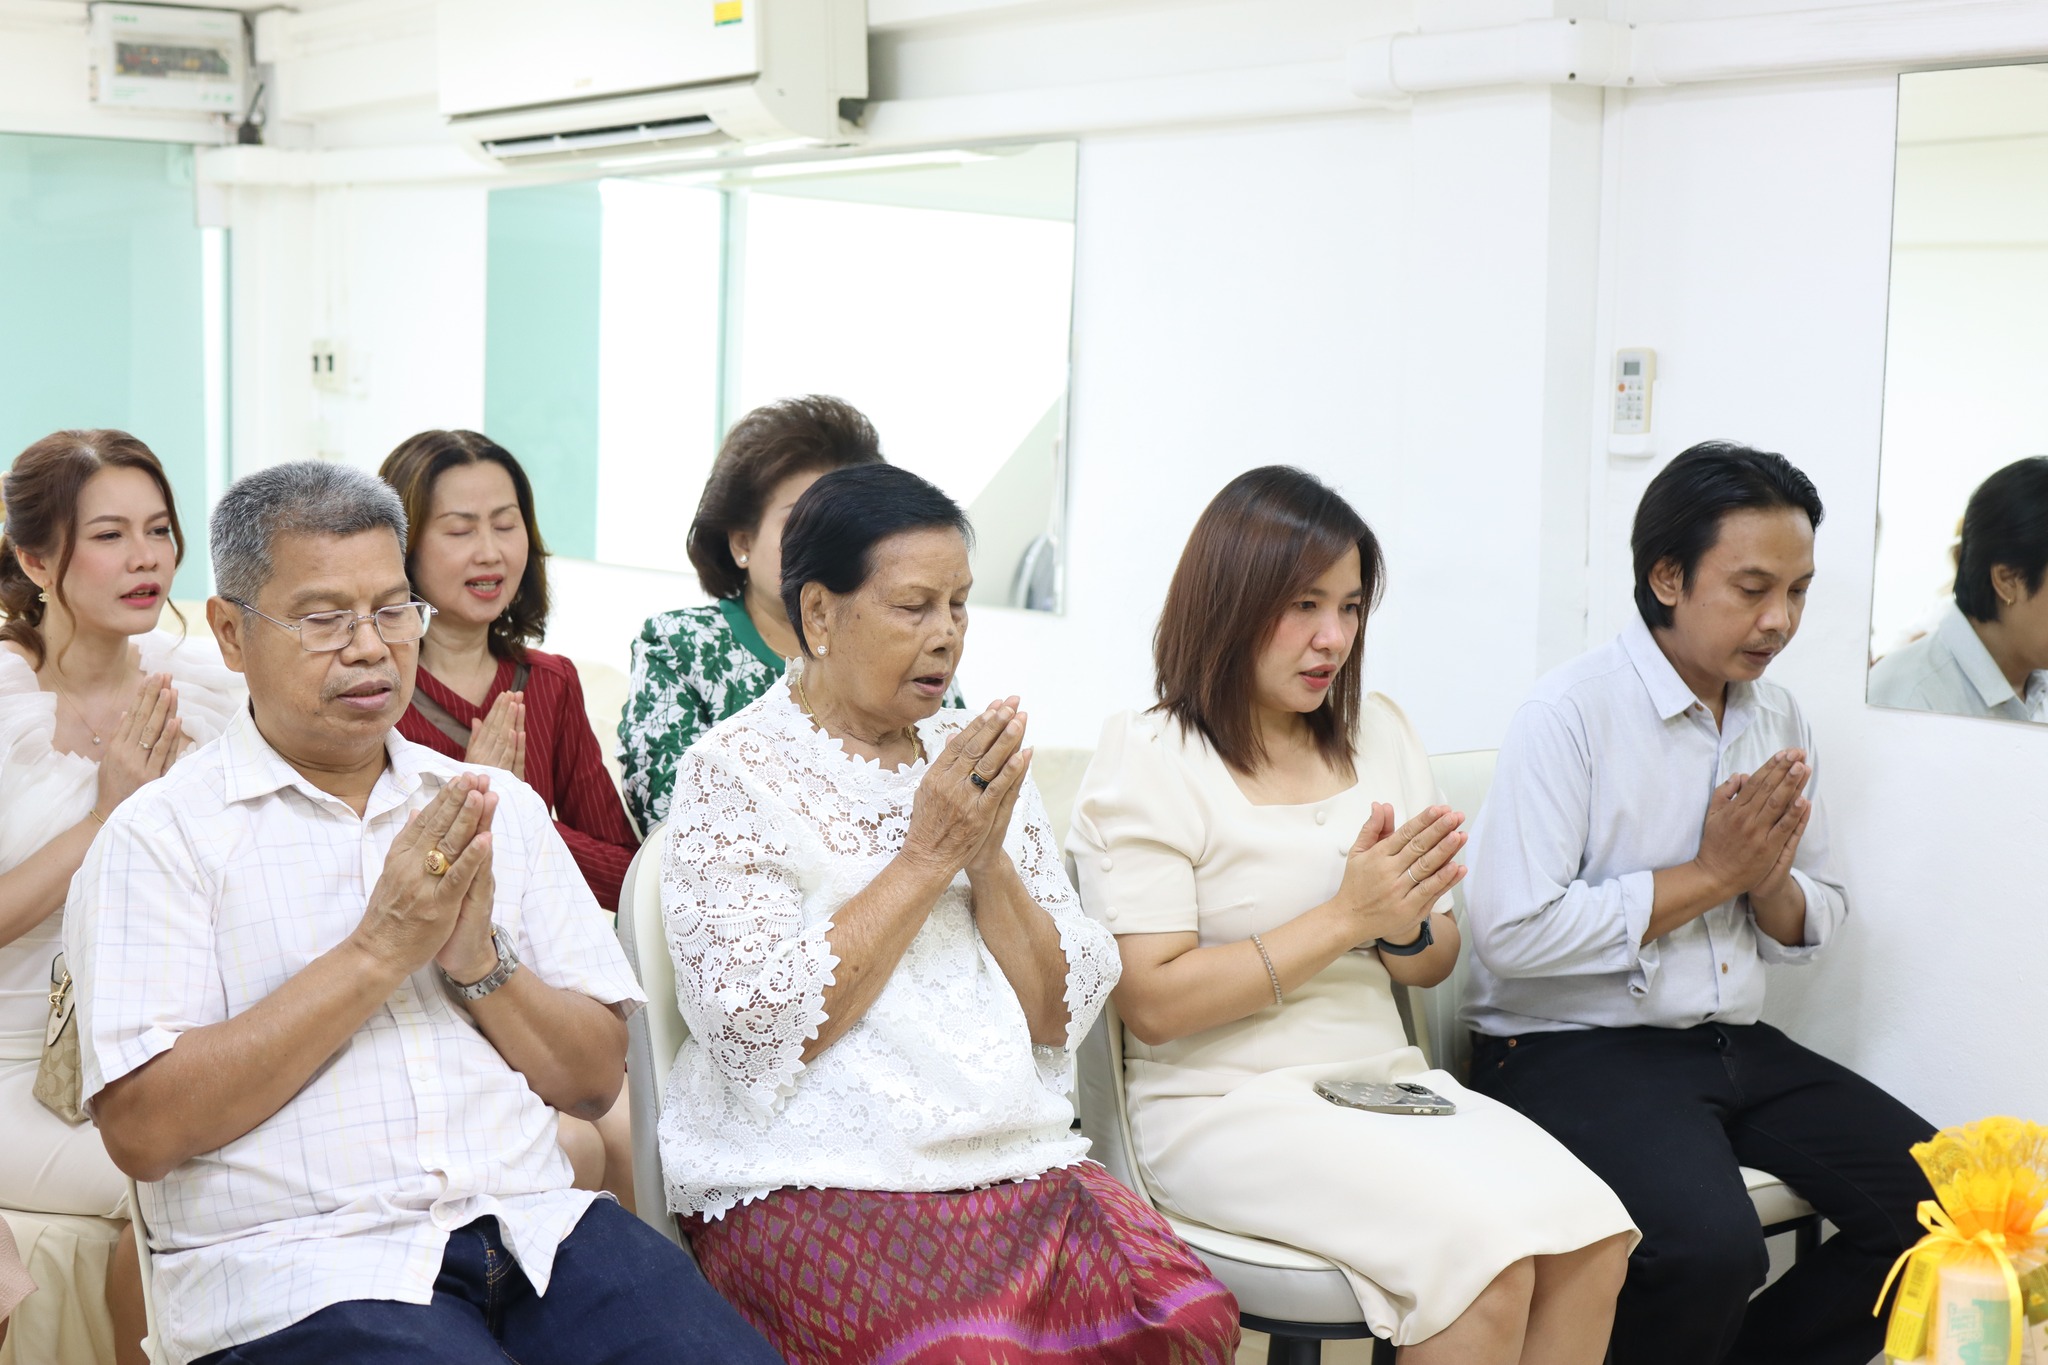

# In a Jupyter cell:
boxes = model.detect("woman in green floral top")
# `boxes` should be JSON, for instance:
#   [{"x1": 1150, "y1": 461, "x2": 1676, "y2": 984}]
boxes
[{"x1": 621, "y1": 396, "x2": 889, "y2": 832}]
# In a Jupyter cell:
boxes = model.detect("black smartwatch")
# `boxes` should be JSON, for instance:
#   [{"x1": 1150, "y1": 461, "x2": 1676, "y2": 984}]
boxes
[{"x1": 1376, "y1": 918, "x2": 1435, "y2": 957}]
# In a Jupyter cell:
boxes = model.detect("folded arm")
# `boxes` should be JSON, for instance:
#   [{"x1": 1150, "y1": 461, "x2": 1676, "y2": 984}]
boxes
[
  {"x1": 93, "y1": 939, "x2": 405, "y2": 1182},
  {"x1": 1468, "y1": 704, "x2": 1662, "y2": 981}
]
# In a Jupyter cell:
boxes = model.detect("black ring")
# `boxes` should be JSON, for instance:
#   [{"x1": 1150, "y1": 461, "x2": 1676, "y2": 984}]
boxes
[{"x1": 969, "y1": 771, "x2": 991, "y2": 791}]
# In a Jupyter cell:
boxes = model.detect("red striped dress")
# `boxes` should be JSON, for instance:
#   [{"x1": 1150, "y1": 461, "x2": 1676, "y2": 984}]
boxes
[{"x1": 399, "y1": 649, "x2": 641, "y2": 909}]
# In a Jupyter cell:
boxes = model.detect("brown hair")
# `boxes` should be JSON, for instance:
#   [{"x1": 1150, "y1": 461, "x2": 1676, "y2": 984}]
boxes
[
  {"x1": 0, "y1": 430, "x2": 186, "y2": 670},
  {"x1": 378, "y1": 430, "x2": 550, "y2": 662},
  {"x1": 1152, "y1": 466, "x2": 1384, "y2": 774},
  {"x1": 688, "y1": 395, "x2": 884, "y2": 599}
]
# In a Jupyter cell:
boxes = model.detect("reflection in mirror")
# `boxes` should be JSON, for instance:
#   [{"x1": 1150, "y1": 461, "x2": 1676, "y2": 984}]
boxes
[
  {"x1": 482, "y1": 141, "x2": 1076, "y2": 614},
  {"x1": 1868, "y1": 66, "x2": 2048, "y2": 724}
]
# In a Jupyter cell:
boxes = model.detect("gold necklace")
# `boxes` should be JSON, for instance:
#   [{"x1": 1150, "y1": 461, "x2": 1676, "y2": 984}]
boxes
[
  {"x1": 794, "y1": 670, "x2": 924, "y2": 761},
  {"x1": 49, "y1": 686, "x2": 108, "y2": 747}
]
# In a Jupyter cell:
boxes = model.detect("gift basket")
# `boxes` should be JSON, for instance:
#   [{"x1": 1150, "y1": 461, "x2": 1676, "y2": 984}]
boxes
[{"x1": 1878, "y1": 1116, "x2": 2048, "y2": 1365}]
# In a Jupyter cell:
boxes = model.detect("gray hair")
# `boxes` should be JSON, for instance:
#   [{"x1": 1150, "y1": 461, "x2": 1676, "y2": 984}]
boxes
[{"x1": 210, "y1": 461, "x2": 408, "y2": 604}]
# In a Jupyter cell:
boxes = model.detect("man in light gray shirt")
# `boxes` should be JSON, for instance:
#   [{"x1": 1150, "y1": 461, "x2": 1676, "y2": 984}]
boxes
[
  {"x1": 1465, "y1": 442, "x2": 1931, "y2": 1365},
  {"x1": 1868, "y1": 455, "x2": 2048, "y2": 724}
]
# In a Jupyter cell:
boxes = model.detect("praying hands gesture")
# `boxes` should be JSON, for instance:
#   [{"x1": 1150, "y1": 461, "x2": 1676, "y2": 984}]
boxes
[
  {"x1": 1696, "y1": 748, "x2": 1811, "y2": 945},
  {"x1": 93, "y1": 673, "x2": 189, "y2": 815},
  {"x1": 901, "y1": 698, "x2": 1031, "y2": 880},
  {"x1": 351, "y1": 773, "x2": 498, "y2": 981},
  {"x1": 1334, "y1": 803, "x2": 1468, "y2": 948},
  {"x1": 1648, "y1": 748, "x2": 1812, "y2": 947},
  {"x1": 464, "y1": 691, "x2": 527, "y2": 782}
]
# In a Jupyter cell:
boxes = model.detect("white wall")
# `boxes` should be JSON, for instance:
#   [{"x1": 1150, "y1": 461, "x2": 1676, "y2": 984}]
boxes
[{"x1": 966, "y1": 87, "x2": 1601, "y2": 758}]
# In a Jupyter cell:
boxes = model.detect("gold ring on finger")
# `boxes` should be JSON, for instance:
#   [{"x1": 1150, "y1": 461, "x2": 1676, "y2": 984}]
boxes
[{"x1": 424, "y1": 848, "x2": 451, "y2": 877}]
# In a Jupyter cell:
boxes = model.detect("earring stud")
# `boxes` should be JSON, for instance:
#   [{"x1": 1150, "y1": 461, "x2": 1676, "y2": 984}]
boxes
[
  {"x1": 737, "y1": 555, "x2": 749, "y2": 567},
  {"x1": 817, "y1": 645, "x2": 827, "y2": 656},
  {"x1": 35, "y1": 591, "x2": 46, "y2": 604}
]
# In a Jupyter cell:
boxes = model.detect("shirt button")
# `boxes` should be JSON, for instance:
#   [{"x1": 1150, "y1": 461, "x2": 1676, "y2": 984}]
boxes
[
  {"x1": 1720, "y1": 962, "x2": 1729, "y2": 974},
  {"x1": 1099, "y1": 855, "x2": 1113, "y2": 872},
  {"x1": 1507, "y1": 1038, "x2": 1517, "y2": 1048},
  {"x1": 1314, "y1": 810, "x2": 1328, "y2": 826},
  {"x1": 1103, "y1": 906, "x2": 1117, "y2": 923}
]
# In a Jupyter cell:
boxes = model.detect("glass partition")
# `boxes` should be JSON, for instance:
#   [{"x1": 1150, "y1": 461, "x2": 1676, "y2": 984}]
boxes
[
  {"x1": 0, "y1": 132, "x2": 224, "y2": 597},
  {"x1": 484, "y1": 141, "x2": 1077, "y2": 612}
]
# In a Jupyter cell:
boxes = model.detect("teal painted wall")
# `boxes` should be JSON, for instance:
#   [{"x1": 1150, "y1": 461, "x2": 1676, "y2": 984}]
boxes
[
  {"x1": 0, "y1": 134, "x2": 210, "y2": 597},
  {"x1": 484, "y1": 182, "x2": 602, "y2": 561}
]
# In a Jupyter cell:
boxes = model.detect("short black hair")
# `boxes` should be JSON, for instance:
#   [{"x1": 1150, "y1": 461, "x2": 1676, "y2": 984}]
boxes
[
  {"x1": 778, "y1": 464, "x2": 972, "y2": 655},
  {"x1": 1632, "y1": 440, "x2": 1825, "y2": 630},
  {"x1": 1955, "y1": 456, "x2": 2048, "y2": 623}
]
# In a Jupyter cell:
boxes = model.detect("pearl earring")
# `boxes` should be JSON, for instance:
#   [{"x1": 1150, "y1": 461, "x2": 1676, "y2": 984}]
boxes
[
  {"x1": 817, "y1": 644, "x2": 827, "y2": 656},
  {"x1": 737, "y1": 555, "x2": 749, "y2": 567}
]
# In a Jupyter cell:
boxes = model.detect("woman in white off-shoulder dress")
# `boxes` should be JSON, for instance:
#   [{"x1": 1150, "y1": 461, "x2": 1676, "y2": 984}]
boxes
[
  {"x1": 0, "y1": 432, "x2": 242, "y2": 1365},
  {"x1": 1069, "y1": 467, "x2": 1636, "y2": 1362}
]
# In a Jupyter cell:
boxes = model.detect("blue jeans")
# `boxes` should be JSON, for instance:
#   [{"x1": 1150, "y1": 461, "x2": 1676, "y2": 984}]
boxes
[{"x1": 194, "y1": 1199, "x2": 783, "y2": 1365}]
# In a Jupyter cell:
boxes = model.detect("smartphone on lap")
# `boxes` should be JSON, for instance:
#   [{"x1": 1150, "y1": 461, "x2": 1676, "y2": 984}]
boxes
[{"x1": 1314, "y1": 1078, "x2": 1457, "y2": 1117}]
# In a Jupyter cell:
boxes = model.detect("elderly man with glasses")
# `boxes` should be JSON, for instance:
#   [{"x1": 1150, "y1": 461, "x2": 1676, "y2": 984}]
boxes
[{"x1": 61, "y1": 463, "x2": 779, "y2": 1365}]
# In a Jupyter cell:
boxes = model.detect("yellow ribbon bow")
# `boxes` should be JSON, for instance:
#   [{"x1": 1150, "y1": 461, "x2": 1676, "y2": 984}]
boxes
[{"x1": 1875, "y1": 1199, "x2": 2048, "y2": 1365}]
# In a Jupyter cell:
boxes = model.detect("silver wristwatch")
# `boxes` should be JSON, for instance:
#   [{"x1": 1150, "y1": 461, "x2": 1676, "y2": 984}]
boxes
[{"x1": 444, "y1": 926, "x2": 520, "y2": 1002}]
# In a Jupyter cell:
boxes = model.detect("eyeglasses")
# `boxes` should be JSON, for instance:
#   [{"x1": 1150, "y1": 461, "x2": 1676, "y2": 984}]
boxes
[{"x1": 230, "y1": 599, "x2": 436, "y2": 653}]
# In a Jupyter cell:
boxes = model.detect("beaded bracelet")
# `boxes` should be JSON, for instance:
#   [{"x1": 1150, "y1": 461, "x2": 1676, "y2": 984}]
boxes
[{"x1": 1249, "y1": 932, "x2": 1283, "y2": 1006}]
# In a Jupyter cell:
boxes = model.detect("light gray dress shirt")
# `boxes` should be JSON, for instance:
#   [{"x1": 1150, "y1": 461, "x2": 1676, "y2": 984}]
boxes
[
  {"x1": 1462, "y1": 614, "x2": 1849, "y2": 1037},
  {"x1": 1867, "y1": 602, "x2": 2048, "y2": 723}
]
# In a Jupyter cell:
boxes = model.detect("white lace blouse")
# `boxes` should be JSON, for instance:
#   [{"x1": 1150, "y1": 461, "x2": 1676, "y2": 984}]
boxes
[{"x1": 656, "y1": 670, "x2": 1118, "y2": 1218}]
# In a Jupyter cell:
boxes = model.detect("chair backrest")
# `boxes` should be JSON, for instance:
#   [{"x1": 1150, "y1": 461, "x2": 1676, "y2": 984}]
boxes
[
  {"x1": 1074, "y1": 992, "x2": 1155, "y2": 1207},
  {"x1": 1029, "y1": 746, "x2": 1096, "y2": 852},
  {"x1": 1415, "y1": 748, "x2": 1499, "y2": 1082},
  {"x1": 570, "y1": 657, "x2": 632, "y2": 793},
  {"x1": 614, "y1": 823, "x2": 688, "y2": 1246},
  {"x1": 125, "y1": 1178, "x2": 164, "y2": 1364}
]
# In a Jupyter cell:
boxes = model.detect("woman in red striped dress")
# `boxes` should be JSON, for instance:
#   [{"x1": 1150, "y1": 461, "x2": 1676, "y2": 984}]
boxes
[{"x1": 379, "y1": 429, "x2": 642, "y2": 1205}]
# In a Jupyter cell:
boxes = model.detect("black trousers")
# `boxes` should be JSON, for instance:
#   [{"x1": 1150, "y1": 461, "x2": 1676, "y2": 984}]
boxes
[{"x1": 1469, "y1": 1022, "x2": 1932, "y2": 1365}]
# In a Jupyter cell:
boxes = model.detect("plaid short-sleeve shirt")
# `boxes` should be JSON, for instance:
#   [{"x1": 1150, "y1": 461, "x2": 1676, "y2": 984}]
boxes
[{"x1": 65, "y1": 707, "x2": 646, "y2": 1365}]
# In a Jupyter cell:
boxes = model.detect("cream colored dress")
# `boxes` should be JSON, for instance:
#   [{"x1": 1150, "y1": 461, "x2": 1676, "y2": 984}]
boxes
[
  {"x1": 0, "y1": 629, "x2": 242, "y2": 1365},
  {"x1": 1067, "y1": 697, "x2": 1638, "y2": 1347}
]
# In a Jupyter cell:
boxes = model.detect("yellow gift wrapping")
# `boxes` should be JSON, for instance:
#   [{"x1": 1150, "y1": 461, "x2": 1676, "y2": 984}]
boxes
[{"x1": 1877, "y1": 1117, "x2": 2048, "y2": 1365}]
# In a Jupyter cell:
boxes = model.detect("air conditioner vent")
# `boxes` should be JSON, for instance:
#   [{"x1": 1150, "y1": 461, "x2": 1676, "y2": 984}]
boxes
[{"x1": 480, "y1": 114, "x2": 727, "y2": 164}]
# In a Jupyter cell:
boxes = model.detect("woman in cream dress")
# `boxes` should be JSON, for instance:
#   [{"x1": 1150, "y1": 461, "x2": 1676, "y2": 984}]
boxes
[
  {"x1": 1069, "y1": 467, "x2": 1636, "y2": 1363},
  {"x1": 0, "y1": 432, "x2": 241, "y2": 1365}
]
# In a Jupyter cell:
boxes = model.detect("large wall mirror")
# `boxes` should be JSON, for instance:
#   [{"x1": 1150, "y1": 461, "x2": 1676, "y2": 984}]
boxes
[
  {"x1": 1869, "y1": 66, "x2": 2048, "y2": 724},
  {"x1": 484, "y1": 141, "x2": 1077, "y2": 614}
]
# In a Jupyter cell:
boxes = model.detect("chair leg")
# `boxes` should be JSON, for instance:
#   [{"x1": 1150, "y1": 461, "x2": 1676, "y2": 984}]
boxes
[
  {"x1": 1264, "y1": 1334, "x2": 1322, "y2": 1365},
  {"x1": 1794, "y1": 1216, "x2": 1821, "y2": 1261}
]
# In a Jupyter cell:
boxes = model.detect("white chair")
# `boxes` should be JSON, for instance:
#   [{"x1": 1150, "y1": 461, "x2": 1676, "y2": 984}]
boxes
[
  {"x1": 1076, "y1": 997, "x2": 1393, "y2": 1365},
  {"x1": 127, "y1": 1179, "x2": 163, "y2": 1365},
  {"x1": 614, "y1": 824, "x2": 692, "y2": 1250},
  {"x1": 1414, "y1": 750, "x2": 1821, "y2": 1257}
]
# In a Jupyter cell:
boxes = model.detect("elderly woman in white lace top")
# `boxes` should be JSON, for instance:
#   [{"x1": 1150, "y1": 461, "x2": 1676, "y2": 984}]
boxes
[{"x1": 658, "y1": 464, "x2": 1238, "y2": 1365}]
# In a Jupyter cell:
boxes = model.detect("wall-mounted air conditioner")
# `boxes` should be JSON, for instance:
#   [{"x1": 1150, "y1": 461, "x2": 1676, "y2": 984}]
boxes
[{"x1": 438, "y1": 0, "x2": 867, "y2": 170}]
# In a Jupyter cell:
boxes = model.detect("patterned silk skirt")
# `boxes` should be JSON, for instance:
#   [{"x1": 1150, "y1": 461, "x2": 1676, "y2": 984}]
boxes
[{"x1": 686, "y1": 1162, "x2": 1240, "y2": 1365}]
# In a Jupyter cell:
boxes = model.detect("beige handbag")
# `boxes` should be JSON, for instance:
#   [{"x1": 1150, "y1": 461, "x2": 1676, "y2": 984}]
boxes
[{"x1": 33, "y1": 951, "x2": 85, "y2": 1124}]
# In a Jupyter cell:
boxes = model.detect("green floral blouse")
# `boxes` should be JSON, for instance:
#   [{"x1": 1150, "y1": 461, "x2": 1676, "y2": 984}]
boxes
[
  {"x1": 619, "y1": 596, "x2": 965, "y2": 832},
  {"x1": 619, "y1": 598, "x2": 782, "y2": 833}
]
